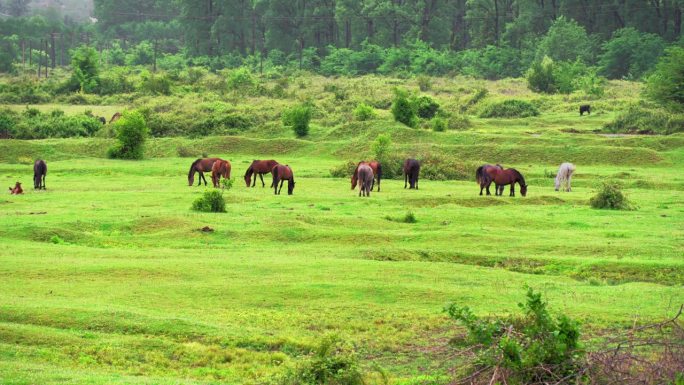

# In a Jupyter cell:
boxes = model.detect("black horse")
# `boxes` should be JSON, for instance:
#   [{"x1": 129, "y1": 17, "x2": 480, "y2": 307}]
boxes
[
  {"x1": 33, "y1": 159, "x2": 47, "y2": 190},
  {"x1": 579, "y1": 104, "x2": 591, "y2": 116},
  {"x1": 403, "y1": 159, "x2": 421, "y2": 189}
]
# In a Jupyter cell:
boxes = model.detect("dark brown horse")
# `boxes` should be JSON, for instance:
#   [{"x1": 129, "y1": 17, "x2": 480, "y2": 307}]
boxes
[
  {"x1": 357, "y1": 164, "x2": 374, "y2": 197},
  {"x1": 484, "y1": 167, "x2": 527, "y2": 197},
  {"x1": 245, "y1": 159, "x2": 279, "y2": 187},
  {"x1": 109, "y1": 112, "x2": 122, "y2": 124},
  {"x1": 33, "y1": 159, "x2": 47, "y2": 190},
  {"x1": 476, "y1": 164, "x2": 503, "y2": 196},
  {"x1": 188, "y1": 158, "x2": 220, "y2": 186},
  {"x1": 404, "y1": 159, "x2": 420, "y2": 189},
  {"x1": 272, "y1": 164, "x2": 295, "y2": 195},
  {"x1": 351, "y1": 161, "x2": 382, "y2": 192},
  {"x1": 211, "y1": 159, "x2": 231, "y2": 188}
]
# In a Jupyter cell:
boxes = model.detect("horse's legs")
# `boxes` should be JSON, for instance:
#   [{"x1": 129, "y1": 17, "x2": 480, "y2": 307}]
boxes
[
  {"x1": 42, "y1": 174, "x2": 46, "y2": 189},
  {"x1": 279, "y1": 180, "x2": 284, "y2": 195},
  {"x1": 567, "y1": 174, "x2": 572, "y2": 192},
  {"x1": 404, "y1": 173, "x2": 408, "y2": 189},
  {"x1": 377, "y1": 176, "x2": 380, "y2": 192},
  {"x1": 259, "y1": 173, "x2": 265, "y2": 187},
  {"x1": 510, "y1": 184, "x2": 515, "y2": 197}
]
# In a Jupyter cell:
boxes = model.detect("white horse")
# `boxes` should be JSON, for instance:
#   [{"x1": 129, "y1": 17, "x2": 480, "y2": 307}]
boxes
[{"x1": 555, "y1": 162, "x2": 576, "y2": 192}]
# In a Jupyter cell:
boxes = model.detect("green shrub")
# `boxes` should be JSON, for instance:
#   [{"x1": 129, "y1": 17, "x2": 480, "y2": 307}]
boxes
[
  {"x1": 192, "y1": 190, "x2": 226, "y2": 213},
  {"x1": 227, "y1": 68, "x2": 255, "y2": 93},
  {"x1": 417, "y1": 75, "x2": 431, "y2": 91},
  {"x1": 527, "y1": 56, "x2": 557, "y2": 94},
  {"x1": 278, "y1": 335, "x2": 365, "y2": 385},
  {"x1": 70, "y1": 46, "x2": 99, "y2": 93},
  {"x1": 413, "y1": 95, "x2": 440, "y2": 119},
  {"x1": 371, "y1": 134, "x2": 392, "y2": 162},
  {"x1": 432, "y1": 117, "x2": 446, "y2": 132},
  {"x1": 460, "y1": 87, "x2": 488, "y2": 113},
  {"x1": 139, "y1": 72, "x2": 172, "y2": 95},
  {"x1": 645, "y1": 47, "x2": 684, "y2": 112},
  {"x1": 590, "y1": 181, "x2": 634, "y2": 210},
  {"x1": 479, "y1": 99, "x2": 540, "y2": 118},
  {"x1": 0, "y1": 108, "x2": 16, "y2": 137},
  {"x1": 448, "y1": 114, "x2": 471, "y2": 130},
  {"x1": 107, "y1": 111, "x2": 149, "y2": 160},
  {"x1": 283, "y1": 104, "x2": 312, "y2": 137},
  {"x1": 446, "y1": 288, "x2": 583, "y2": 383},
  {"x1": 329, "y1": 160, "x2": 357, "y2": 178},
  {"x1": 353, "y1": 103, "x2": 375, "y2": 121},
  {"x1": 391, "y1": 88, "x2": 417, "y2": 127},
  {"x1": 604, "y1": 105, "x2": 683, "y2": 135}
]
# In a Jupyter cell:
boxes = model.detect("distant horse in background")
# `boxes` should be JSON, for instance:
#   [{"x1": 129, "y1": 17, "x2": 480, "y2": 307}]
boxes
[
  {"x1": 9, "y1": 182, "x2": 23, "y2": 195},
  {"x1": 579, "y1": 104, "x2": 591, "y2": 116},
  {"x1": 357, "y1": 164, "x2": 374, "y2": 197},
  {"x1": 98, "y1": 116, "x2": 106, "y2": 125},
  {"x1": 245, "y1": 159, "x2": 279, "y2": 187},
  {"x1": 211, "y1": 159, "x2": 231, "y2": 188},
  {"x1": 476, "y1": 164, "x2": 503, "y2": 196},
  {"x1": 404, "y1": 159, "x2": 421, "y2": 189},
  {"x1": 109, "y1": 112, "x2": 122, "y2": 124},
  {"x1": 188, "y1": 158, "x2": 220, "y2": 186},
  {"x1": 351, "y1": 161, "x2": 382, "y2": 192},
  {"x1": 33, "y1": 160, "x2": 47, "y2": 190},
  {"x1": 272, "y1": 164, "x2": 295, "y2": 195},
  {"x1": 555, "y1": 162, "x2": 576, "y2": 192},
  {"x1": 484, "y1": 167, "x2": 528, "y2": 197}
]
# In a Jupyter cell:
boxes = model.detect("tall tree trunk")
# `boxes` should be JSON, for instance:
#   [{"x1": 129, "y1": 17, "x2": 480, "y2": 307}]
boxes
[
  {"x1": 344, "y1": 19, "x2": 351, "y2": 47},
  {"x1": 494, "y1": 0, "x2": 500, "y2": 45},
  {"x1": 420, "y1": 0, "x2": 438, "y2": 42},
  {"x1": 37, "y1": 39, "x2": 41, "y2": 78},
  {"x1": 675, "y1": 5, "x2": 682, "y2": 38},
  {"x1": 44, "y1": 39, "x2": 48, "y2": 78},
  {"x1": 50, "y1": 32, "x2": 56, "y2": 68}
]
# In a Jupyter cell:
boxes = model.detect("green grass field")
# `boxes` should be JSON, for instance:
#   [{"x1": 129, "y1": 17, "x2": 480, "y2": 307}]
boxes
[{"x1": 0, "y1": 76, "x2": 683, "y2": 384}]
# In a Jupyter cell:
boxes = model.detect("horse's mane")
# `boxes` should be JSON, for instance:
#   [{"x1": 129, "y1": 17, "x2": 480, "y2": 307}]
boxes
[
  {"x1": 244, "y1": 163, "x2": 254, "y2": 178},
  {"x1": 512, "y1": 168, "x2": 526, "y2": 185},
  {"x1": 188, "y1": 159, "x2": 201, "y2": 178}
]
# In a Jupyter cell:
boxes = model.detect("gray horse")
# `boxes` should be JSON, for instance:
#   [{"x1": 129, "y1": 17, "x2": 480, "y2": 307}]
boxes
[
  {"x1": 357, "y1": 164, "x2": 374, "y2": 197},
  {"x1": 555, "y1": 162, "x2": 576, "y2": 192}
]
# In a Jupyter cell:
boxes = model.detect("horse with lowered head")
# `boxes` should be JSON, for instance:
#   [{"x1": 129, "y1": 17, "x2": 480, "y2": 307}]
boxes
[
  {"x1": 351, "y1": 161, "x2": 382, "y2": 192},
  {"x1": 211, "y1": 159, "x2": 231, "y2": 188},
  {"x1": 476, "y1": 164, "x2": 503, "y2": 196},
  {"x1": 33, "y1": 159, "x2": 47, "y2": 190},
  {"x1": 555, "y1": 162, "x2": 576, "y2": 192},
  {"x1": 484, "y1": 167, "x2": 528, "y2": 197},
  {"x1": 245, "y1": 159, "x2": 279, "y2": 187},
  {"x1": 188, "y1": 158, "x2": 221, "y2": 186},
  {"x1": 404, "y1": 159, "x2": 421, "y2": 189},
  {"x1": 357, "y1": 164, "x2": 374, "y2": 197},
  {"x1": 272, "y1": 164, "x2": 295, "y2": 195}
]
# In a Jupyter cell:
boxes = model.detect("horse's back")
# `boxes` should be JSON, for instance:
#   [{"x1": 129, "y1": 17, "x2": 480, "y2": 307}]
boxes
[{"x1": 34, "y1": 159, "x2": 47, "y2": 174}]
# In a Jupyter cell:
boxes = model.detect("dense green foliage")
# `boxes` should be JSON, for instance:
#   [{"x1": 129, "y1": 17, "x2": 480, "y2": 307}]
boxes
[
  {"x1": 70, "y1": 46, "x2": 99, "y2": 93},
  {"x1": 391, "y1": 88, "x2": 417, "y2": 128},
  {"x1": 278, "y1": 336, "x2": 365, "y2": 385},
  {"x1": 604, "y1": 104, "x2": 684, "y2": 135},
  {"x1": 646, "y1": 47, "x2": 684, "y2": 112},
  {"x1": 590, "y1": 181, "x2": 634, "y2": 210},
  {"x1": 282, "y1": 104, "x2": 312, "y2": 137},
  {"x1": 479, "y1": 99, "x2": 540, "y2": 118},
  {"x1": 192, "y1": 190, "x2": 227, "y2": 213},
  {"x1": 107, "y1": 110, "x2": 149, "y2": 159},
  {"x1": 0, "y1": 107, "x2": 101, "y2": 139}
]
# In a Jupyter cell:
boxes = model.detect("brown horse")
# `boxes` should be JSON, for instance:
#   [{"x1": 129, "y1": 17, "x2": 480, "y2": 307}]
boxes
[
  {"x1": 188, "y1": 158, "x2": 221, "y2": 186},
  {"x1": 245, "y1": 159, "x2": 279, "y2": 187},
  {"x1": 351, "y1": 161, "x2": 382, "y2": 192},
  {"x1": 404, "y1": 159, "x2": 420, "y2": 189},
  {"x1": 211, "y1": 159, "x2": 231, "y2": 188},
  {"x1": 109, "y1": 112, "x2": 122, "y2": 124},
  {"x1": 357, "y1": 164, "x2": 374, "y2": 197},
  {"x1": 272, "y1": 164, "x2": 295, "y2": 195},
  {"x1": 484, "y1": 167, "x2": 527, "y2": 197},
  {"x1": 9, "y1": 182, "x2": 23, "y2": 195},
  {"x1": 476, "y1": 164, "x2": 503, "y2": 196},
  {"x1": 33, "y1": 159, "x2": 47, "y2": 190}
]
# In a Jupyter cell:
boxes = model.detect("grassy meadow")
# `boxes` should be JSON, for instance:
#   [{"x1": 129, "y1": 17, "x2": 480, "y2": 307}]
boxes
[{"x1": 0, "y1": 75, "x2": 683, "y2": 384}]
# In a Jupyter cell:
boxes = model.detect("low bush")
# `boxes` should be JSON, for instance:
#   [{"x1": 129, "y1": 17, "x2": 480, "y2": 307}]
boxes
[
  {"x1": 590, "y1": 181, "x2": 634, "y2": 210},
  {"x1": 527, "y1": 56, "x2": 557, "y2": 94},
  {"x1": 107, "y1": 111, "x2": 149, "y2": 160},
  {"x1": 139, "y1": 72, "x2": 172, "y2": 95},
  {"x1": 413, "y1": 95, "x2": 440, "y2": 119},
  {"x1": 603, "y1": 105, "x2": 684, "y2": 135},
  {"x1": 459, "y1": 87, "x2": 488, "y2": 113},
  {"x1": 432, "y1": 117, "x2": 446, "y2": 132},
  {"x1": 191, "y1": 190, "x2": 226, "y2": 213},
  {"x1": 391, "y1": 88, "x2": 417, "y2": 127},
  {"x1": 448, "y1": 114, "x2": 471, "y2": 130},
  {"x1": 283, "y1": 104, "x2": 312, "y2": 137},
  {"x1": 479, "y1": 99, "x2": 540, "y2": 118},
  {"x1": 417, "y1": 75, "x2": 431, "y2": 91},
  {"x1": 1, "y1": 108, "x2": 102, "y2": 139},
  {"x1": 353, "y1": 103, "x2": 375, "y2": 121}
]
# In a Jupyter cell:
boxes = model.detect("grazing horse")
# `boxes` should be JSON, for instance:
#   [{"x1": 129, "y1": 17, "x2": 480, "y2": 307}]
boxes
[
  {"x1": 579, "y1": 104, "x2": 591, "y2": 116},
  {"x1": 404, "y1": 159, "x2": 421, "y2": 189},
  {"x1": 188, "y1": 158, "x2": 221, "y2": 186},
  {"x1": 484, "y1": 167, "x2": 528, "y2": 197},
  {"x1": 351, "y1": 161, "x2": 382, "y2": 192},
  {"x1": 475, "y1": 164, "x2": 503, "y2": 196},
  {"x1": 555, "y1": 162, "x2": 576, "y2": 192},
  {"x1": 245, "y1": 159, "x2": 279, "y2": 187},
  {"x1": 98, "y1": 116, "x2": 106, "y2": 125},
  {"x1": 109, "y1": 112, "x2": 122, "y2": 124},
  {"x1": 9, "y1": 182, "x2": 23, "y2": 195},
  {"x1": 357, "y1": 164, "x2": 374, "y2": 197},
  {"x1": 33, "y1": 160, "x2": 47, "y2": 190},
  {"x1": 272, "y1": 164, "x2": 295, "y2": 195},
  {"x1": 211, "y1": 159, "x2": 231, "y2": 188}
]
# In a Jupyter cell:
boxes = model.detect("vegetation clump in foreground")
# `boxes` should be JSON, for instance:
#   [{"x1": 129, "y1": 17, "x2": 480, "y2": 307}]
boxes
[
  {"x1": 192, "y1": 190, "x2": 227, "y2": 213},
  {"x1": 590, "y1": 181, "x2": 634, "y2": 210}
]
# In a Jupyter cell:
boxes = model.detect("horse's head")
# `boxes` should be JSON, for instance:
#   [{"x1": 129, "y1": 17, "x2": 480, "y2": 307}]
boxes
[
  {"x1": 288, "y1": 180, "x2": 295, "y2": 195},
  {"x1": 244, "y1": 173, "x2": 251, "y2": 187},
  {"x1": 520, "y1": 184, "x2": 528, "y2": 197},
  {"x1": 351, "y1": 173, "x2": 357, "y2": 190},
  {"x1": 188, "y1": 173, "x2": 194, "y2": 186}
]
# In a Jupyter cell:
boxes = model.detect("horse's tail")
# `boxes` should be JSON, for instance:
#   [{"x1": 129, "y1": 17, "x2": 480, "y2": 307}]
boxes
[
  {"x1": 272, "y1": 165, "x2": 279, "y2": 182},
  {"x1": 476, "y1": 166, "x2": 485, "y2": 184},
  {"x1": 376, "y1": 162, "x2": 382, "y2": 179}
]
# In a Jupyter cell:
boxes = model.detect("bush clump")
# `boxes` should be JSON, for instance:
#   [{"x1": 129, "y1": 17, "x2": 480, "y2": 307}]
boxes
[
  {"x1": 353, "y1": 103, "x2": 376, "y2": 121},
  {"x1": 603, "y1": 105, "x2": 684, "y2": 135},
  {"x1": 192, "y1": 190, "x2": 226, "y2": 213},
  {"x1": 283, "y1": 104, "x2": 312, "y2": 137},
  {"x1": 432, "y1": 117, "x2": 446, "y2": 132},
  {"x1": 590, "y1": 181, "x2": 634, "y2": 210},
  {"x1": 479, "y1": 99, "x2": 540, "y2": 118},
  {"x1": 413, "y1": 95, "x2": 440, "y2": 119},
  {"x1": 391, "y1": 88, "x2": 417, "y2": 127},
  {"x1": 107, "y1": 111, "x2": 149, "y2": 160},
  {"x1": 527, "y1": 56, "x2": 557, "y2": 94}
]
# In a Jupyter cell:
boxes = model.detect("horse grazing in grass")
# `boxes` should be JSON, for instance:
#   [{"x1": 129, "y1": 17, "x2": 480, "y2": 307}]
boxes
[
  {"x1": 351, "y1": 161, "x2": 382, "y2": 192},
  {"x1": 484, "y1": 167, "x2": 527, "y2": 197},
  {"x1": 33, "y1": 160, "x2": 47, "y2": 190},
  {"x1": 579, "y1": 104, "x2": 591, "y2": 116},
  {"x1": 9, "y1": 182, "x2": 23, "y2": 195},
  {"x1": 188, "y1": 158, "x2": 220, "y2": 186},
  {"x1": 245, "y1": 159, "x2": 279, "y2": 187},
  {"x1": 475, "y1": 164, "x2": 503, "y2": 196},
  {"x1": 211, "y1": 159, "x2": 231, "y2": 188},
  {"x1": 404, "y1": 159, "x2": 421, "y2": 189},
  {"x1": 555, "y1": 162, "x2": 576, "y2": 192},
  {"x1": 98, "y1": 116, "x2": 106, "y2": 125},
  {"x1": 272, "y1": 164, "x2": 295, "y2": 195},
  {"x1": 109, "y1": 112, "x2": 122, "y2": 124},
  {"x1": 357, "y1": 164, "x2": 374, "y2": 197}
]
